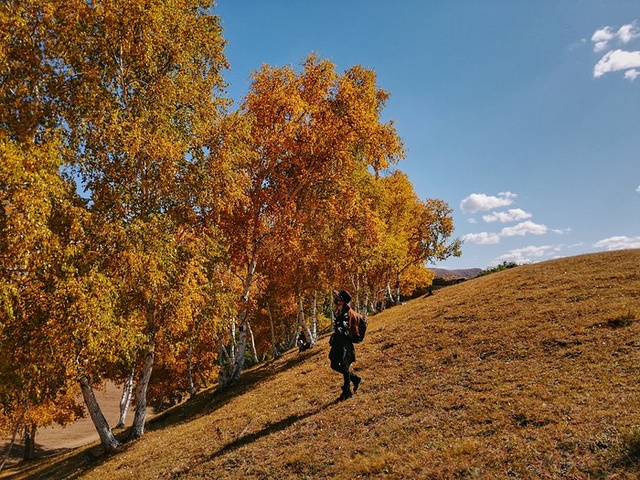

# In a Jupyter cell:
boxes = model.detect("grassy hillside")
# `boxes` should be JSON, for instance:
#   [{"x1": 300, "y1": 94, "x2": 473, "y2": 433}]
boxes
[{"x1": 6, "y1": 250, "x2": 640, "y2": 479}]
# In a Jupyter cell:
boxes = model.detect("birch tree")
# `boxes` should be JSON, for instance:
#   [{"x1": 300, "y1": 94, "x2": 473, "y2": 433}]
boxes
[
  {"x1": 39, "y1": 0, "x2": 233, "y2": 439},
  {"x1": 217, "y1": 54, "x2": 403, "y2": 385}
]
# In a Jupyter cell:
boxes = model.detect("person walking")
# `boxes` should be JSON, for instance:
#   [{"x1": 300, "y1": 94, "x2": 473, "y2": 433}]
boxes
[{"x1": 329, "y1": 289, "x2": 362, "y2": 401}]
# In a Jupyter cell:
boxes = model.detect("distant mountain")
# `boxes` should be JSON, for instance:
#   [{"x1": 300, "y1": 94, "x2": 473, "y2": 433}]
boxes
[{"x1": 429, "y1": 267, "x2": 482, "y2": 280}]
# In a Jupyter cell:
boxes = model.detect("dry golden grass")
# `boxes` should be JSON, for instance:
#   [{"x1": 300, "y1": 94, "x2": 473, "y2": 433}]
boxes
[{"x1": 5, "y1": 249, "x2": 640, "y2": 479}]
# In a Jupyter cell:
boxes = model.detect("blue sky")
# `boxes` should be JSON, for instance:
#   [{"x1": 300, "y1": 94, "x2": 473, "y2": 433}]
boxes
[{"x1": 214, "y1": 1, "x2": 640, "y2": 269}]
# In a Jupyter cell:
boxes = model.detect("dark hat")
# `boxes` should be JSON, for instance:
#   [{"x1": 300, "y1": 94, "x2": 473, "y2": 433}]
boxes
[{"x1": 333, "y1": 289, "x2": 352, "y2": 304}]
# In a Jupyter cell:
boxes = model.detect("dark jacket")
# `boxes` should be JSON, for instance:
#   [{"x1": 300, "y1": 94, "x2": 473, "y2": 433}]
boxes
[{"x1": 329, "y1": 305, "x2": 355, "y2": 369}]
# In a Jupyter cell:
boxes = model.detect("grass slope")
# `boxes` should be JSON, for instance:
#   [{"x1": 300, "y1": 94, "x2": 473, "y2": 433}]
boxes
[{"x1": 6, "y1": 250, "x2": 640, "y2": 479}]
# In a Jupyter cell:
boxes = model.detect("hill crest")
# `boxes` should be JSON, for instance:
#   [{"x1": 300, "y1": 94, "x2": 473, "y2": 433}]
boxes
[{"x1": 430, "y1": 267, "x2": 482, "y2": 279}]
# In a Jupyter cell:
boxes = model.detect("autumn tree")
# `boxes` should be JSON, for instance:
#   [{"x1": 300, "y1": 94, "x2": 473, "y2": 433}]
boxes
[
  {"x1": 55, "y1": 0, "x2": 240, "y2": 440},
  {"x1": 216, "y1": 55, "x2": 403, "y2": 386},
  {"x1": 1, "y1": 0, "x2": 240, "y2": 445},
  {"x1": 370, "y1": 171, "x2": 460, "y2": 304},
  {"x1": 0, "y1": 135, "x2": 120, "y2": 458}
]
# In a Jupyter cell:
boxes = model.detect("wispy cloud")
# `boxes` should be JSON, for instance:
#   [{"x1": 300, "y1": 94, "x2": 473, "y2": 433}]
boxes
[
  {"x1": 463, "y1": 232, "x2": 501, "y2": 245},
  {"x1": 482, "y1": 208, "x2": 532, "y2": 223},
  {"x1": 594, "y1": 49, "x2": 640, "y2": 78},
  {"x1": 625, "y1": 69, "x2": 640, "y2": 81},
  {"x1": 500, "y1": 221, "x2": 549, "y2": 237},
  {"x1": 460, "y1": 192, "x2": 516, "y2": 214},
  {"x1": 494, "y1": 245, "x2": 562, "y2": 264},
  {"x1": 593, "y1": 236, "x2": 640, "y2": 250},
  {"x1": 592, "y1": 22, "x2": 640, "y2": 52},
  {"x1": 463, "y1": 221, "x2": 558, "y2": 245},
  {"x1": 636, "y1": 185, "x2": 640, "y2": 194}
]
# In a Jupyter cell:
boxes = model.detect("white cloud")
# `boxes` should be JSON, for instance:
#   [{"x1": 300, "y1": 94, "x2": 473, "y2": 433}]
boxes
[
  {"x1": 483, "y1": 208, "x2": 532, "y2": 223},
  {"x1": 462, "y1": 232, "x2": 501, "y2": 245},
  {"x1": 593, "y1": 236, "x2": 640, "y2": 250},
  {"x1": 592, "y1": 26, "x2": 616, "y2": 53},
  {"x1": 460, "y1": 192, "x2": 517, "y2": 214},
  {"x1": 593, "y1": 49, "x2": 640, "y2": 78},
  {"x1": 468, "y1": 218, "x2": 478, "y2": 224},
  {"x1": 619, "y1": 23, "x2": 640, "y2": 44},
  {"x1": 636, "y1": 185, "x2": 640, "y2": 193},
  {"x1": 592, "y1": 22, "x2": 640, "y2": 52},
  {"x1": 464, "y1": 221, "x2": 562, "y2": 245},
  {"x1": 625, "y1": 69, "x2": 640, "y2": 81},
  {"x1": 493, "y1": 245, "x2": 561, "y2": 264},
  {"x1": 500, "y1": 221, "x2": 548, "y2": 237}
]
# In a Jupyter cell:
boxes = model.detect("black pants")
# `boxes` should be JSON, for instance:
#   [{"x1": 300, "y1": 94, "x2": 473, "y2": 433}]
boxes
[{"x1": 329, "y1": 334, "x2": 358, "y2": 391}]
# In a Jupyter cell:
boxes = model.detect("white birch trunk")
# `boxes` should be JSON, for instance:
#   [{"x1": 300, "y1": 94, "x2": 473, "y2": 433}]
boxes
[
  {"x1": 232, "y1": 308, "x2": 249, "y2": 379},
  {"x1": 229, "y1": 321, "x2": 236, "y2": 366},
  {"x1": 311, "y1": 291, "x2": 318, "y2": 343},
  {"x1": 364, "y1": 282, "x2": 371, "y2": 315},
  {"x1": 287, "y1": 323, "x2": 299, "y2": 349},
  {"x1": 217, "y1": 336, "x2": 232, "y2": 391},
  {"x1": 186, "y1": 343, "x2": 196, "y2": 397},
  {"x1": 297, "y1": 296, "x2": 313, "y2": 345},
  {"x1": 386, "y1": 271, "x2": 395, "y2": 305},
  {"x1": 247, "y1": 321, "x2": 259, "y2": 364},
  {"x1": 79, "y1": 376, "x2": 120, "y2": 452},
  {"x1": 130, "y1": 340, "x2": 155, "y2": 439},
  {"x1": 267, "y1": 304, "x2": 279, "y2": 359},
  {"x1": 228, "y1": 257, "x2": 257, "y2": 383},
  {"x1": 114, "y1": 368, "x2": 135, "y2": 428}
]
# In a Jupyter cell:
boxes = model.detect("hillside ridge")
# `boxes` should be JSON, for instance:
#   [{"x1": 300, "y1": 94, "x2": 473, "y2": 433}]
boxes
[
  {"x1": 7, "y1": 249, "x2": 640, "y2": 479},
  {"x1": 430, "y1": 267, "x2": 482, "y2": 279}
]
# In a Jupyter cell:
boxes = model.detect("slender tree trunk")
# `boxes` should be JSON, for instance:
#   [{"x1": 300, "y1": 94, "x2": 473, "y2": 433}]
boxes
[
  {"x1": 267, "y1": 304, "x2": 279, "y2": 359},
  {"x1": 395, "y1": 269, "x2": 401, "y2": 304},
  {"x1": 22, "y1": 423, "x2": 36, "y2": 461},
  {"x1": 229, "y1": 321, "x2": 237, "y2": 366},
  {"x1": 288, "y1": 323, "x2": 299, "y2": 349},
  {"x1": 217, "y1": 334, "x2": 232, "y2": 391},
  {"x1": 385, "y1": 270, "x2": 395, "y2": 306},
  {"x1": 0, "y1": 413, "x2": 23, "y2": 472},
  {"x1": 364, "y1": 278, "x2": 371, "y2": 315},
  {"x1": 79, "y1": 376, "x2": 120, "y2": 453},
  {"x1": 297, "y1": 295, "x2": 313, "y2": 345},
  {"x1": 115, "y1": 368, "x2": 135, "y2": 429},
  {"x1": 311, "y1": 291, "x2": 318, "y2": 343},
  {"x1": 226, "y1": 257, "x2": 257, "y2": 384},
  {"x1": 130, "y1": 339, "x2": 155, "y2": 439},
  {"x1": 247, "y1": 321, "x2": 259, "y2": 364},
  {"x1": 233, "y1": 308, "x2": 249, "y2": 379},
  {"x1": 186, "y1": 343, "x2": 196, "y2": 397}
]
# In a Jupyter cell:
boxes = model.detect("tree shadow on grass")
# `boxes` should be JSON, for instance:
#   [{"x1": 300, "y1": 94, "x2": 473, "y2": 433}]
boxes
[
  {"x1": 145, "y1": 346, "x2": 325, "y2": 433},
  {"x1": 3, "y1": 346, "x2": 326, "y2": 479},
  {"x1": 3, "y1": 445, "x2": 108, "y2": 480},
  {"x1": 203, "y1": 396, "x2": 339, "y2": 463}
]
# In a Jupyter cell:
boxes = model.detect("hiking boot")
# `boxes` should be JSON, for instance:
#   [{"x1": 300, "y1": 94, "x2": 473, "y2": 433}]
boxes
[
  {"x1": 339, "y1": 386, "x2": 353, "y2": 401},
  {"x1": 352, "y1": 375, "x2": 361, "y2": 393}
]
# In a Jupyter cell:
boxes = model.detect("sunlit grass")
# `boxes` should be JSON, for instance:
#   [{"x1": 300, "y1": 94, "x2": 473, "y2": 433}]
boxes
[{"x1": 4, "y1": 249, "x2": 640, "y2": 479}]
